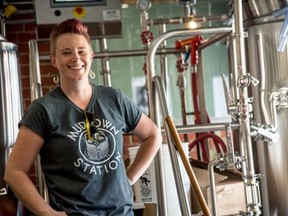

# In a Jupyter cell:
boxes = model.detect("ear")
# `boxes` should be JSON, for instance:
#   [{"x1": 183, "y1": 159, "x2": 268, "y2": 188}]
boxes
[{"x1": 50, "y1": 55, "x2": 57, "y2": 68}]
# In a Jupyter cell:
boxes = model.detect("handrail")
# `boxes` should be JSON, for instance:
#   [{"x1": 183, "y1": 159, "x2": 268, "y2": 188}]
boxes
[
  {"x1": 28, "y1": 39, "x2": 49, "y2": 202},
  {"x1": 146, "y1": 26, "x2": 232, "y2": 216},
  {"x1": 146, "y1": 26, "x2": 232, "y2": 124}
]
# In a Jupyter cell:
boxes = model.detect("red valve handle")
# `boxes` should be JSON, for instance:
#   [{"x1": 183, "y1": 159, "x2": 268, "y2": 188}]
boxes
[
  {"x1": 175, "y1": 36, "x2": 203, "y2": 65},
  {"x1": 141, "y1": 30, "x2": 154, "y2": 45}
]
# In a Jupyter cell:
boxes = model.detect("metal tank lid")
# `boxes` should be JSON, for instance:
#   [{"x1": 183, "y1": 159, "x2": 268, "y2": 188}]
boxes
[
  {"x1": 0, "y1": 34, "x2": 6, "y2": 41},
  {"x1": 0, "y1": 34, "x2": 18, "y2": 50}
]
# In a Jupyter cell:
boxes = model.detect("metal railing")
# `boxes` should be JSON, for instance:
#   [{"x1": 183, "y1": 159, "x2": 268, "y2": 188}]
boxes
[
  {"x1": 146, "y1": 26, "x2": 232, "y2": 216},
  {"x1": 28, "y1": 39, "x2": 49, "y2": 203}
]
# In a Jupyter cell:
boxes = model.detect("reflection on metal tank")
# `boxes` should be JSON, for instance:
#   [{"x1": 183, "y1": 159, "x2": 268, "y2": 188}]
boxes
[
  {"x1": 0, "y1": 35, "x2": 23, "y2": 214},
  {"x1": 245, "y1": 2, "x2": 288, "y2": 215},
  {"x1": 244, "y1": 0, "x2": 288, "y2": 18}
]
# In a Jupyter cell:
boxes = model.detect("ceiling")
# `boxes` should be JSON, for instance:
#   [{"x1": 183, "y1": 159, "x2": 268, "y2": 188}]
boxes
[
  {"x1": 121, "y1": 0, "x2": 228, "y2": 4},
  {"x1": 122, "y1": 0, "x2": 175, "y2": 3}
]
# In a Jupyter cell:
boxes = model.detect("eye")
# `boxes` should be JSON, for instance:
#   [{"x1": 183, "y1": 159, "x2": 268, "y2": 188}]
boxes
[
  {"x1": 61, "y1": 50, "x2": 71, "y2": 55},
  {"x1": 79, "y1": 49, "x2": 87, "y2": 55}
]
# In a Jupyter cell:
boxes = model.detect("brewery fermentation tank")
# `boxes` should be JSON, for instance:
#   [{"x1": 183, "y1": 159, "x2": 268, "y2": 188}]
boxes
[
  {"x1": 0, "y1": 34, "x2": 23, "y2": 214},
  {"x1": 244, "y1": 1, "x2": 288, "y2": 215}
]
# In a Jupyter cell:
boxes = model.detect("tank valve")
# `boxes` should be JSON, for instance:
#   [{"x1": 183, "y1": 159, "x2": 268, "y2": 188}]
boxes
[
  {"x1": 237, "y1": 73, "x2": 259, "y2": 88},
  {"x1": 250, "y1": 122, "x2": 279, "y2": 144},
  {"x1": 270, "y1": 87, "x2": 288, "y2": 109}
]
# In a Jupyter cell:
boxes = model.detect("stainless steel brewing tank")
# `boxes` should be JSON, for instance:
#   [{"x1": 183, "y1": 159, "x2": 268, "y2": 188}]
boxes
[
  {"x1": 246, "y1": 15, "x2": 288, "y2": 216},
  {"x1": 0, "y1": 35, "x2": 23, "y2": 214}
]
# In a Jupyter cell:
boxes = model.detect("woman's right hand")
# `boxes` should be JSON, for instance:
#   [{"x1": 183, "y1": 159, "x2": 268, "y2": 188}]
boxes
[
  {"x1": 55, "y1": 212, "x2": 68, "y2": 216},
  {"x1": 41, "y1": 210, "x2": 68, "y2": 216}
]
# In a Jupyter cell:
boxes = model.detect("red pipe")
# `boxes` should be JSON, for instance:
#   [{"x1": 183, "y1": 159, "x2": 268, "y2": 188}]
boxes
[
  {"x1": 191, "y1": 72, "x2": 201, "y2": 124},
  {"x1": 189, "y1": 133, "x2": 227, "y2": 154}
]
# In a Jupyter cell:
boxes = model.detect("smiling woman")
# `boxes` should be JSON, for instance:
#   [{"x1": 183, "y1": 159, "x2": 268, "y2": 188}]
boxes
[{"x1": 4, "y1": 18, "x2": 162, "y2": 216}]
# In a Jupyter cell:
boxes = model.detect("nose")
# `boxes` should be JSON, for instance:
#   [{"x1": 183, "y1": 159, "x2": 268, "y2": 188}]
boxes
[{"x1": 71, "y1": 52, "x2": 80, "y2": 61}]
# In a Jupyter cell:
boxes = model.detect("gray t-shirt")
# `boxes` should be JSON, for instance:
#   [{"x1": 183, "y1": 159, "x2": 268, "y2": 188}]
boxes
[{"x1": 19, "y1": 84, "x2": 142, "y2": 216}]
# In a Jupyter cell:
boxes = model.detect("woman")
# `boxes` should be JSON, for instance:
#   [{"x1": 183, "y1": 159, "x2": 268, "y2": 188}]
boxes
[{"x1": 4, "y1": 19, "x2": 162, "y2": 216}]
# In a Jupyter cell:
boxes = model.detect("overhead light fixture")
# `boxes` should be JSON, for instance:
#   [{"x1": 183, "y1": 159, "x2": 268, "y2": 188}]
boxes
[
  {"x1": 186, "y1": 20, "x2": 199, "y2": 29},
  {"x1": 122, "y1": 4, "x2": 129, "y2": 9}
]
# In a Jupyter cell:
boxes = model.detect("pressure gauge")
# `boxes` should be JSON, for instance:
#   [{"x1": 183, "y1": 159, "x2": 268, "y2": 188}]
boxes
[{"x1": 137, "y1": 0, "x2": 151, "y2": 11}]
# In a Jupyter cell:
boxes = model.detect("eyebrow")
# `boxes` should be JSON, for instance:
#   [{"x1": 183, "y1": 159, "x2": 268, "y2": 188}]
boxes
[{"x1": 60, "y1": 47, "x2": 87, "y2": 52}]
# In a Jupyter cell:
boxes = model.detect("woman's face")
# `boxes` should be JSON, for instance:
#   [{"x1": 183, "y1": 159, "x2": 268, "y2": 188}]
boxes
[{"x1": 50, "y1": 33, "x2": 94, "y2": 82}]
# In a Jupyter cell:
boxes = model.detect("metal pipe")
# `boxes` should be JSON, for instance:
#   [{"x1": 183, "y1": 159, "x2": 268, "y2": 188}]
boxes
[
  {"x1": 198, "y1": 32, "x2": 231, "y2": 50},
  {"x1": 208, "y1": 159, "x2": 219, "y2": 216},
  {"x1": 94, "y1": 47, "x2": 182, "y2": 58},
  {"x1": 225, "y1": 123, "x2": 236, "y2": 166},
  {"x1": 196, "y1": 50, "x2": 207, "y2": 126},
  {"x1": 172, "y1": 122, "x2": 239, "y2": 134},
  {"x1": 147, "y1": 15, "x2": 228, "y2": 26},
  {"x1": 149, "y1": 82, "x2": 165, "y2": 216},
  {"x1": 154, "y1": 75, "x2": 192, "y2": 216},
  {"x1": 5, "y1": 1, "x2": 33, "y2": 5},
  {"x1": 235, "y1": 0, "x2": 254, "y2": 180},
  {"x1": 13, "y1": 9, "x2": 35, "y2": 15},
  {"x1": 98, "y1": 37, "x2": 111, "y2": 87},
  {"x1": 38, "y1": 47, "x2": 183, "y2": 61},
  {"x1": 231, "y1": 23, "x2": 239, "y2": 107},
  {"x1": 28, "y1": 39, "x2": 42, "y2": 99},
  {"x1": 234, "y1": 1, "x2": 261, "y2": 214},
  {"x1": 1, "y1": 4, "x2": 225, "y2": 40},
  {"x1": 126, "y1": 121, "x2": 240, "y2": 136},
  {"x1": 1, "y1": 18, "x2": 5, "y2": 38},
  {"x1": 5, "y1": 18, "x2": 35, "y2": 25},
  {"x1": 28, "y1": 39, "x2": 49, "y2": 203},
  {"x1": 158, "y1": 23, "x2": 168, "y2": 89}
]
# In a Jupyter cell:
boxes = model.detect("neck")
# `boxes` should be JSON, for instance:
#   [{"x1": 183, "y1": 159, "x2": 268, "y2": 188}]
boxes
[{"x1": 60, "y1": 81, "x2": 92, "y2": 110}]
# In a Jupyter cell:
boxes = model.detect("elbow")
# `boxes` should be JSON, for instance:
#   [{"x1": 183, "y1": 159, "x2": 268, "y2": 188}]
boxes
[
  {"x1": 4, "y1": 165, "x2": 17, "y2": 187},
  {"x1": 4, "y1": 169, "x2": 12, "y2": 185}
]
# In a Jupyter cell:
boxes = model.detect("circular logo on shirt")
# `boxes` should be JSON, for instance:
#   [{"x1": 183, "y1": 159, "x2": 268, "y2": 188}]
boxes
[{"x1": 78, "y1": 129, "x2": 116, "y2": 165}]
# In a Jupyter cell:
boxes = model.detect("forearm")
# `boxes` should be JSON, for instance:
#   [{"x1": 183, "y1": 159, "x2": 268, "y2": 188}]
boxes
[
  {"x1": 126, "y1": 136, "x2": 162, "y2": 185},
  {"x1": 5, "y1": 170, "x2": 56, "y2": 216}
]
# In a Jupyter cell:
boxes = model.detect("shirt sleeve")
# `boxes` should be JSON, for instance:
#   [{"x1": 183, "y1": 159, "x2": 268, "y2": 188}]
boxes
[
  {"x1": 117, "y1": 89, "x2": 142, "y2": 132},
  {"x1": 19, "y1": 100, "x2": 50, "y2": 139}
]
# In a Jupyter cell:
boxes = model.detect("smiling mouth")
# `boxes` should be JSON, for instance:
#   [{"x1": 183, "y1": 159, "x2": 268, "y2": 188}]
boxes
[{"x1": 68, "y1": 65, "x2": 84, "y2": 70}]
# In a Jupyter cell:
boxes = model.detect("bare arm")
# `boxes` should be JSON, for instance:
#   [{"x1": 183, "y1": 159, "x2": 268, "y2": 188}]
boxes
[
  {"x1": 126, "y1": 113, "x2": 162, "y2": 185},
  {"x1": 4, "y1": 126, "x2": 67, "y2": 216}
]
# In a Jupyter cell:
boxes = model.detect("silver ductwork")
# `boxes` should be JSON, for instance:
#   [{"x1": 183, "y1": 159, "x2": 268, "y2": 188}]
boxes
[
  {"x1": 0, "y1": 34, "x2": 23, "y2": 214},
  {"x1": 244, "y1": 1, "x2": 288, "y2": 215}
]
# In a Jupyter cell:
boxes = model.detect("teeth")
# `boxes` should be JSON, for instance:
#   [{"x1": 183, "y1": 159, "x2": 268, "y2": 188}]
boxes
[{"x1": 69, "y1": 66, "x2": 83, "y2": 70}]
